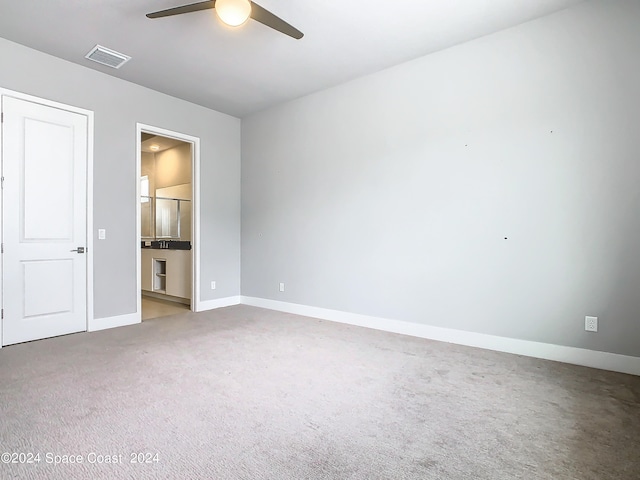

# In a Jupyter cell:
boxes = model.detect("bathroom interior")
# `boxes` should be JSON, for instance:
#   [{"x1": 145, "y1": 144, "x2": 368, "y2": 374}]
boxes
[{"x1": 140, "y1": 133, "x2": 192, "y2": 320}]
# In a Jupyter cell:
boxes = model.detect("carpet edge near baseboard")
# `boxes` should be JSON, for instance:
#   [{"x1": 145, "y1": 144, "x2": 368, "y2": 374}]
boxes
[{"x1": 239, "y1": 296, "x2": 640, "y2": 377}]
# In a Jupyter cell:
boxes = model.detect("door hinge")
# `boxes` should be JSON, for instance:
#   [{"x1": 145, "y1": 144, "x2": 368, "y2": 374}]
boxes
[
  {"x1": 1, "y1": 112, "x2": 3, "y2": 123},
  {"x1": 1, "y1": 176, "x2": 4, "y2": 189},
  {"x1": 1, "y1": 309, "x2": 3, "y2": 320},
  {"x1": 1, "y1": 243, "x2": 3, "y2": 254}
]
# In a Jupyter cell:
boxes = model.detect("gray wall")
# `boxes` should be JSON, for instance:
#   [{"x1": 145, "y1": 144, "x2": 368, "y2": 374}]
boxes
[
  {"x1": 242, "y1": 0, "x2": 640, "y2": 357},
  {"x1": 0, "y1": 37, "x2": 241, "y2": 319}
]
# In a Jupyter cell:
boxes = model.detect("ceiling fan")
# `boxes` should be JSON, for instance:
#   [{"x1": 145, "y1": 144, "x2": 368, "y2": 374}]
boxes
[{"x1": 146, "y1": 0, "x2": 304, "y2": 39}]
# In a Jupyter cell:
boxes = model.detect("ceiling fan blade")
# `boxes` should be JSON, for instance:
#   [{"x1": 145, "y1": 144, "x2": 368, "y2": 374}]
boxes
[
  {"x1": 250, "y1": 2, "x2": 303, "y2": 39},
  {"x1": 146, "y1": 1, "x2": 216, "y2": 19}
]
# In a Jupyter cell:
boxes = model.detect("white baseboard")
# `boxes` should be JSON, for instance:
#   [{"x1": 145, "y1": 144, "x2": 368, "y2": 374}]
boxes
[
  {"x1": 87, "y1": 296, "x2": 240, "y2": 333},
  {"x1": 240, "y1": 296, "x2": 640, "y2": 376},
  {"x1": 196, "y1": 295, "x2": 241, "y2": 312},
  {"x1": 88, "y1": 311, "x2": 141, "y2": 332}
]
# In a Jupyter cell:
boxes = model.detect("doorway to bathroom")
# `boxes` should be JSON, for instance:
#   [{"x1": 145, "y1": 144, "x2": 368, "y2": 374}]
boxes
[{"x1": 136, "y1": 124, "x2": 200, "y2": 321}]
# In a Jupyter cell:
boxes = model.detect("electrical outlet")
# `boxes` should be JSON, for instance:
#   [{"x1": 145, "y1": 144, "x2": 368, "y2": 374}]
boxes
[
  {"x1": 585, "y1": 316, "x2": 598, "y2": 332},
  {"x1": 279, "y1": 282, "x2": 285, "y2": 292},
  {"x1": 211, "y1": 281, "x2": 216, "y2": 290}
]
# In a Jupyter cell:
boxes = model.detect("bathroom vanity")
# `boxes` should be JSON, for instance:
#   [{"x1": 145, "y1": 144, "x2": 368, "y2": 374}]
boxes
[
  {"x1": 140, "y1": 186, "x2": 192, "y2": 305},
  {"x1": 141, "y1": 242, "x2": 191, "y2": 302}
]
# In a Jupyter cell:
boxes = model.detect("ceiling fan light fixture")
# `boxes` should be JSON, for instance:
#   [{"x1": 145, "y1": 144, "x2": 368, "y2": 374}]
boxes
[{"x1": 216, "y1": 0, "x2": 252, "y2": 27}]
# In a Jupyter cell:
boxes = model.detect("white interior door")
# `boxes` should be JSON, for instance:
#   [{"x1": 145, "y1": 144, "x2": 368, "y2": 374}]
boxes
[{"x1": 2, "y1": 95, "x2": 88, "y2": 345}]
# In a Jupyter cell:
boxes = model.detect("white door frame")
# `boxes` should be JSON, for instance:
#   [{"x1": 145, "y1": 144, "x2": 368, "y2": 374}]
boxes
[
  {"x1": 136, "y1": 123, "x2": 201, "y2": 316},
  {"x1": 0, "y1": 87, "x2": 94, "y2": 348}
]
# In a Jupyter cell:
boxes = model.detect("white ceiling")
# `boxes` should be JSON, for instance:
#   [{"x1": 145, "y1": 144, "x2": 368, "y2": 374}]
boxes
[
  {"x1": 0, "y1": 0, "x2": 583, "y2": 118},
  {"x1": 141, "y1": 134, "x2": 187, "y2": 153}
]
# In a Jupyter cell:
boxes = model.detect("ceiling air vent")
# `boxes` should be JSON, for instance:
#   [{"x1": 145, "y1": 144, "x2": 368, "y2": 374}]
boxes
[{"x1": 85, "y1": 45, "x2": 131, "y2": 69}]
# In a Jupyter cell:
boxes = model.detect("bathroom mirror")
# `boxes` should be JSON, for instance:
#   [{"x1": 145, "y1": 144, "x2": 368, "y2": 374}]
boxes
[
  {"x1": 155, "y1": 197, "x2": 180, "y2": 239},
  {"x1": 141, "y1": 196, "x2": 153, "y2": 238}
]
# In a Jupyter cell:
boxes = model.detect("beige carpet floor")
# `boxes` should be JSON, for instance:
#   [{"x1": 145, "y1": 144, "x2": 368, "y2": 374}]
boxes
[{"x1": 1, "y1": 305, "x2": 639, "y2": 479}]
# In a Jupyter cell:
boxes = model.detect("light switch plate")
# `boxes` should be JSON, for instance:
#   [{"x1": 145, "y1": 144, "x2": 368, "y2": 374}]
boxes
[{"x1": 98, "y1": 229, "x2": 106, "y2": 240}]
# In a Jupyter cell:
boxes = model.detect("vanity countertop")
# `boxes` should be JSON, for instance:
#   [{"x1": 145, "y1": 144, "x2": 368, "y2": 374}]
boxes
[{"x1": 141, "y1": 240, "x2": 191, "y2": 250}]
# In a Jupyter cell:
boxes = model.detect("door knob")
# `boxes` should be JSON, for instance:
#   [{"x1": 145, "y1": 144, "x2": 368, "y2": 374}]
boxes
[{"x1": 70, "y1": 247, "x2": 85, "y2": 253}]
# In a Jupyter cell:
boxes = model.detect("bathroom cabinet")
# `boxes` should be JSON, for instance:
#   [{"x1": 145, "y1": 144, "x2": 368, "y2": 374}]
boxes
[
  {"x1": 153, "y1": 258, "x2": 167, "y2": 293},
  {"x1": 141, "y1": 248, "x2": 191, "y2": 300}
]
